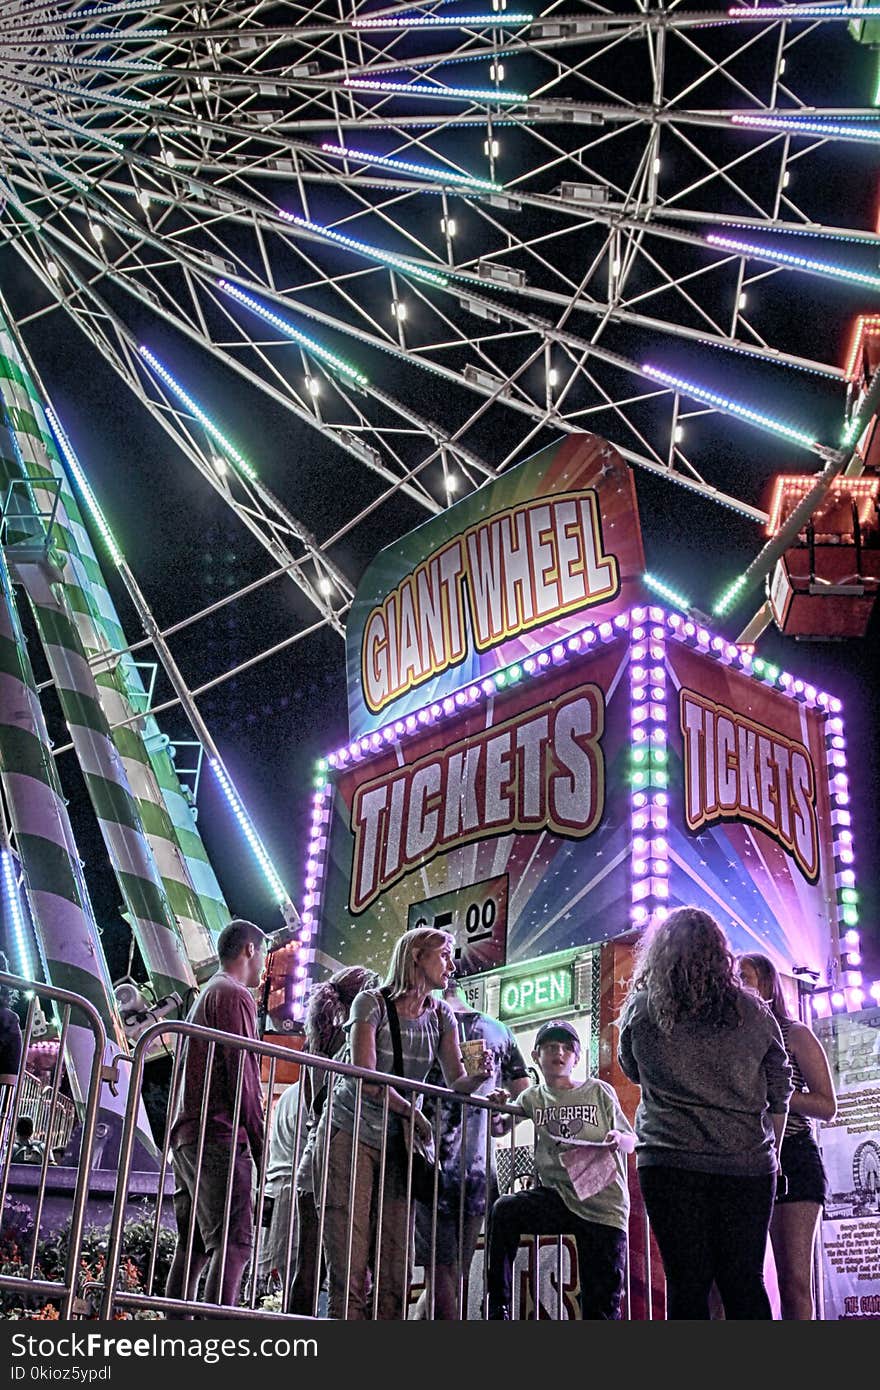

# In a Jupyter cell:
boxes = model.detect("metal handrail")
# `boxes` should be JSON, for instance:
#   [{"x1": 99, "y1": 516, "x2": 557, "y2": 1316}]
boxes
[
  {"x1": 0, "y1": 971, "x2": 109, "y2": 1318},
  {"x1": 100, "y1": 1016, "x2": 523, "y2": 1320},
  {"x1": 12, "y1": 1070, "x2": 77, "y2": 1155}
]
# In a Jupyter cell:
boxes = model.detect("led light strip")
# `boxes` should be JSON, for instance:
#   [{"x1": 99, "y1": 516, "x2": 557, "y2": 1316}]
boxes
[
  {"x1": 50, "y1": 26, "x2": 169, "y2": 39},
  {"x1": 713, "y1": 573, "x2": 748, "y2": 617},
  {"x1": 728, "y1": 4, "x2": 880, "y2": 16},
  {"x1": 645, "y1": 573, "x2": 693, "y2": 611},
  {"x1": 138, "y1": 346, "x2": 258, "y2": 480},
  {"x1": 707, "y1": 233, "x2": 880, "y2": 291},
  {"x1": 0, "y1": 92, "x2": 126, "y2": 153},
  {"x1": 45, "y1": 406, "x2": 123, "y2": 567},
  {"x1": 642, "y1": 364, "x2": 819, "y2": 449},
  {"x1": 342, "y1": 77, "x2": 528, "y2": 104},
  {"x1": 71, "y1": 0, "x2": 162, "y2": 15},
  {"x1": 351, "y1": 12, "x2": 533, "y2": 27},
  {"x1": 209, "y1": 758, "x2": 290, "y2": 908},
  {"x1": 731, "y1": 113, "x2": 880, "y2": 143},
  {"x1": 1, "y1": 848, "x2": 38, "y2": 981},
  {"x1": 319, "y1": 142, "x2": 502, "y2": 192},
  {"x1": 217, "y1": 280, "x2": 369, "y2": 385},
  {"x1": 284, "y1": 214, "x2": 450, "y2": 287}
]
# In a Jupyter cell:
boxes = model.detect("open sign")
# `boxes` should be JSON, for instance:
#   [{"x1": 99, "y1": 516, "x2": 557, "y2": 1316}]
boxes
[{"x1": 499, "y1": 966, "x2": 573, "y2": 1020}]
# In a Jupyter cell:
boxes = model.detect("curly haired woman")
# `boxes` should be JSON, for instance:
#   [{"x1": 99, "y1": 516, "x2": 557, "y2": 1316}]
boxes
[{"x1": 618, "y1": 907, "x2": 793, "y2": 1320}]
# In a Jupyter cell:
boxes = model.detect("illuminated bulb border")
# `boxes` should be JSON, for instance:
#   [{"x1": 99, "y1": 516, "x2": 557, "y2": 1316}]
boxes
[
  {"x1": 843, "y1": 314, "x2": 880, "y2": 381},
  {"x1": 302, "y1": 604, "x2": 857, "y2": 1006}
]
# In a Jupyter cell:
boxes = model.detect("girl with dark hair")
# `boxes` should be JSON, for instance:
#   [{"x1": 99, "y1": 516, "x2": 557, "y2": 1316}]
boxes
[
  {"x1": 618, "y1": 907, "x2": 793, "y2": 1320},
  {"x1": 261, "y1": 965, "x2": 379, "y2": 1313},
  {"x1": 738, "y1": 953, "x2": 836, "y2": 1320}
]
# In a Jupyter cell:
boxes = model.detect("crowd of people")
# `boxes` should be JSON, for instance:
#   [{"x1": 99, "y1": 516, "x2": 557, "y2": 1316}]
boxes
[{"x1": 162, "y1": 907, "x2": 837, "y2": 1322}]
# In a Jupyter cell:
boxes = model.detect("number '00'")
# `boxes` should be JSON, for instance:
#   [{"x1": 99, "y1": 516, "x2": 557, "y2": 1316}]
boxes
[{"x1": 465, "y1": 898, "x2": 496, "y2": 936}]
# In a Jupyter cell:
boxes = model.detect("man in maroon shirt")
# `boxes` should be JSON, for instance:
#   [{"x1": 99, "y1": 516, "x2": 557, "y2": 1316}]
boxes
[{"x1": 165, "y1": 919, "x2": 268, "y2": 1309}]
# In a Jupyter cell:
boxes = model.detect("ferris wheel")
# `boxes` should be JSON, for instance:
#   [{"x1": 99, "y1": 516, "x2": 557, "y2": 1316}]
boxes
[{"x1": 1, "y1": 1, "x2": 878, "y2": 640}]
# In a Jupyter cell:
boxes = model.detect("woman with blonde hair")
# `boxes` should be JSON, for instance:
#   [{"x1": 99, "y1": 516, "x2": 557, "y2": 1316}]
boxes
[
  {"x1": 738, "y1": 953, "x2": 836, "y2": 1319},
  {"x1": 321, "y1": 926, "x2": 493, "y2": 1319},
  {"x1": 618, "y1": 907, "x2": 792, "y2": 1319}
]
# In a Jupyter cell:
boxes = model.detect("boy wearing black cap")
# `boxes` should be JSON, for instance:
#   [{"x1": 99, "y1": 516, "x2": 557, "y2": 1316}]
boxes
[{"x1": 487, "y1": 1018, "x2": 634, "y2": 1320}]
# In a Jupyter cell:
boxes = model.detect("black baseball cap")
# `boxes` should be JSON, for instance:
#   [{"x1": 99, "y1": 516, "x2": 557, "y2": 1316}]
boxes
[{"x1": 533, "y1": 1019, "x2": 580, "y2": 1052}]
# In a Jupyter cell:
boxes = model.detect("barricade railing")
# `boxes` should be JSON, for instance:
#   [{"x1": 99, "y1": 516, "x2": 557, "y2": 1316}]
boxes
[
  {"x1": 13, "y1": 1070, "x2": 78, "y2": 1158},
  {"x1": 99, "y1": 1018, "x2": 544, "y2": 1322},
  {"x1": 0, "y1": 971, "x2": 109, "y2": 1319},
  {"x1": 2, "y1": 988, "x2": 648, "y2": 1322},
  {"x1": 95, "y1": 1023, "x2": 647, "y2": 1323}
]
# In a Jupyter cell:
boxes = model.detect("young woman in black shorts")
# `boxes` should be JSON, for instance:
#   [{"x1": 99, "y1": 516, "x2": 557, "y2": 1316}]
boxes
[{"x1": 738, "y1": 954, "x2": 837, "y2": 1320}]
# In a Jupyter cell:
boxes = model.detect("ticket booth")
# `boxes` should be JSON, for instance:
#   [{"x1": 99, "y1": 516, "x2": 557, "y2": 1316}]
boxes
[{"x1": 305, "y1": 433, "x2": 859, "y2": 1317}]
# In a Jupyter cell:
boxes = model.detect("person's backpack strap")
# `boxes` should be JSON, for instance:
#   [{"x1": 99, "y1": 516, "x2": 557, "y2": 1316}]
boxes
[{"x1": 379, "y1": 987, "x2": 405, "y2": 1079}]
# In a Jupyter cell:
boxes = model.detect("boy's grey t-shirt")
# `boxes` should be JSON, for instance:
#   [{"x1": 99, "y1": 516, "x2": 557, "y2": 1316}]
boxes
[
  {"x1": 330, "y1": 989, "x2": 456, "y2": 1148},
  {"x1": 520, "y1": 1077, "x2": 633, "y2": 1232},
  {"x1": 618, "y1": 989, "x2": 792, "y2": 1176}
]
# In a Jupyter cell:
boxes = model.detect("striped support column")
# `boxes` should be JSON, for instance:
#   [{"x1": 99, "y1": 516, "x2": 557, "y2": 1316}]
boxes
[
  {"x1": 17, "y1": 561, "x2": 199, "y2": 1008},
  {"x1": 0, "y1": 542, "x2": 154, "y2": 1159},
  {"x1": 46, "y1": 405, "x2": 228, "y2": 968},
  {"x1": 38, "y1": 408, "x2": 228, "y2": 964},
  {"x1": 0, "y1": 313, "x2": 223, "y2": 990}
]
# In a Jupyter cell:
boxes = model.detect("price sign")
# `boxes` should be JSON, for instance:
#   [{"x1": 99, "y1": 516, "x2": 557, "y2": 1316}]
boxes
[{"x1": 407, "y1": 874, "x2": 508, "y2": 978}]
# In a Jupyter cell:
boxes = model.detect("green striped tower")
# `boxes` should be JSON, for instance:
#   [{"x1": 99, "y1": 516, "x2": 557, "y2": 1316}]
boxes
[
  {"x1": 0, "y1": 540, "x2": 154, "y2": 1157},
  {"x1": 0, "y1": 308, "x2": 224, "y2": 987},
  {"x1": 0, "y1": 324, "x2": 200, "y2": 1008},
  {"x1": 16, "y1": 562, "x2": 200, "y2": 1004},
  {"x1": 46, "y1": 409, "x2": 229, "y2": 974}
]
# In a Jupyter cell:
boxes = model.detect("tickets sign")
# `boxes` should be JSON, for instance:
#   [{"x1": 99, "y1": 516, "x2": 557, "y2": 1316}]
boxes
[
  {"x1": 665, "y1": 642, "x2": 837, "y2": 976},
  {"x1": 318, "y1": 637, "x2": 634, "y2": 978},
  {"x1": 346, "y1": 434, "x2": 644, "y2": 737}
]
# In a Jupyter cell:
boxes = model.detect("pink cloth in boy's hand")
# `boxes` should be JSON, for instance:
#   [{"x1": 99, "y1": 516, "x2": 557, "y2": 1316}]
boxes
[{"x1": 559, "y1": 1142, "x2": 618, "y2": 1201}]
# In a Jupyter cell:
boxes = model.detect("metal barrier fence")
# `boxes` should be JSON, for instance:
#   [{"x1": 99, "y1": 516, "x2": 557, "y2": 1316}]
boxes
[
  {"x1": 96, "y1": 1017, "x2": 641, "y2": 1322},
  {"x1": 0, "y1": 971, "x2": 109, "y2": 1320},
  {"x1": 12, "y1": 1071, "x2": 78, "y2": 1159},
  {"x1": 0, "y1": 974, "x2": 648, "y2": 1321}
]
